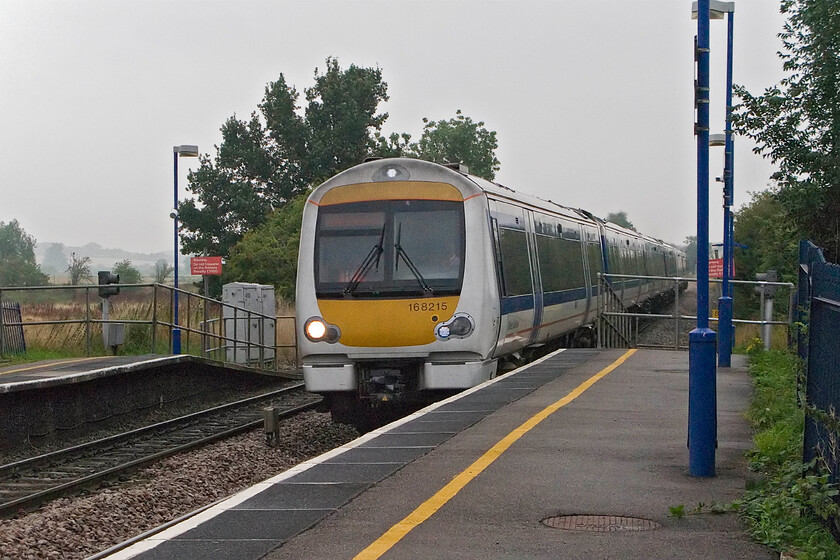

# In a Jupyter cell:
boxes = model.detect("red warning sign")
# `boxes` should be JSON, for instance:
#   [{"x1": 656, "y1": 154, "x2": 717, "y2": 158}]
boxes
[{"x1": 191, "y1": 256, "x2": 223, "y2": 276}]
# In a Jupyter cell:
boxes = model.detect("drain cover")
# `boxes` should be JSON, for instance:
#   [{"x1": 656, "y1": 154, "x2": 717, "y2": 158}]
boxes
[{"x1": 542, "y1": 515, "x2": 661, "y2": 532}]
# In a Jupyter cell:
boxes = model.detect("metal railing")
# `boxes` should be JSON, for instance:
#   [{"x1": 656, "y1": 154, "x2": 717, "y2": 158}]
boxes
[
  {"x1": 597, "y1": 273, "x2": 795, "y2": 350},
  {"x1": 0, "y1": 283, "x2": 297, "y2": 370},
  {"x1": 799, "y1": 240, "x2": 840, "y2": 487}
]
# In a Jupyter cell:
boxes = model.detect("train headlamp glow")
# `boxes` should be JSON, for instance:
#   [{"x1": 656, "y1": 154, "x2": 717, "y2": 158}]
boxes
[
  {"x1": 304, "y1": 317, "x2": 340, "y2": 343},
  {"x1": 435, "y1": 313, "x2": 474, "y2": 341}
]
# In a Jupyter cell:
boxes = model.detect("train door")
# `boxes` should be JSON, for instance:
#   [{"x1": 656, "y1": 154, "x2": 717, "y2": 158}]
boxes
[
  {"x1": 489, "y1": 200, "x2": 537, "y2": 356},
  {"x1": 581, "y1": 225, "x2": 601, "y2": 325},
  {"x1": 526, "y1": 211, "x2": 544, "y2": 345}
]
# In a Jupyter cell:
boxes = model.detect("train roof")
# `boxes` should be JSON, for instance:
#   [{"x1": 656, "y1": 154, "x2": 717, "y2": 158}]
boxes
[{"x1": 311, "y1": 158, "x2": 684, "y2": 254}]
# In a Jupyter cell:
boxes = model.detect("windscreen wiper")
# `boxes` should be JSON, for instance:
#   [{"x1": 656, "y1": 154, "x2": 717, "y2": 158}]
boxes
[
  {"x1": 343, "y1": 224, "x2": 386, "y2": 295},
  {"x1": 395, "y1": 223, "x2": 433, "y2": 293}
]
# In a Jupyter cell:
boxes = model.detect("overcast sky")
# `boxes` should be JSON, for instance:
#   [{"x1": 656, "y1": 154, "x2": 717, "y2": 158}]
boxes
[{"x1": 1, "y1": 0, "x2": 786, "y2": 257}]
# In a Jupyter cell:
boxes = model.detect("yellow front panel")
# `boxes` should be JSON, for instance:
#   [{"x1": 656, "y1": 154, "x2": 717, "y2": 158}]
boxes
[
  {"x1": 318, "y1": 182, "x2": 463, "y2": 206},
  {"x1": 317, "y1": 297, "x2": 459, "y2": 347}
]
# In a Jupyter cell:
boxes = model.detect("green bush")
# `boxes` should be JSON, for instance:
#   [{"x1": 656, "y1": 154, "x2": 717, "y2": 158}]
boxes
[{"x1": 741, "y1": 349, "x2": 840, "y2": 558}]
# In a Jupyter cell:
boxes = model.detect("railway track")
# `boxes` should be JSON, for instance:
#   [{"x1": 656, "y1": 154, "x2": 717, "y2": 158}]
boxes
[{"x1": 0, "y1": 384, "x2": 320, "y2": 517}]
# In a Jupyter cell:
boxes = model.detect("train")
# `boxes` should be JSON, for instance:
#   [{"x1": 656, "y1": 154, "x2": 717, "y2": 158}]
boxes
[{"x1": 295, "y1": 158, "x2": 688, "y2": 424}]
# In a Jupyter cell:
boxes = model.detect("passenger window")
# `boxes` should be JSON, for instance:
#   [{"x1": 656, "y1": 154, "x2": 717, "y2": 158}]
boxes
[
  {"x1": 537, "y1": 236, "x2": 584, "y2": 292},
  {"x1": 498, "y1": 228, "x2": 532, "y2": 296}
]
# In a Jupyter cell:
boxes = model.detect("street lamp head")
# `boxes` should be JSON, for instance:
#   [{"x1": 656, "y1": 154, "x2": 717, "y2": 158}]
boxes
[
  {"x1": 691, "y1": 1, "x2": 734, "y2": 19},
  {"x1": 173, "y1": 145, "x2": 199, "y2": 157},
  {"x1": 709, "y1": 134, "x2": 726, "y2": 147}
]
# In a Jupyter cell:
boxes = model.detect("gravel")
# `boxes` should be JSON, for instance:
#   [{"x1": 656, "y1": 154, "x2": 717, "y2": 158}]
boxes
[
  {"x1": 0, "y1": 411, "x2": 359, "y2": 560},
  {"x1": 636, "y1": 285, "x2": 698, "y2": 349}
]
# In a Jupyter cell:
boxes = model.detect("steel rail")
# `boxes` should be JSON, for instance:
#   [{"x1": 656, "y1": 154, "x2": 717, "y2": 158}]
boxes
[{"x1": 0, "y1": 384, "x2": 319, "y2": 517}]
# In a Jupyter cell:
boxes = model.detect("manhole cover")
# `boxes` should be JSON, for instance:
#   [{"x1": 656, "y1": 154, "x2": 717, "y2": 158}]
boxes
[{"x1": 542, "y1": 515, "x2": 661, "y2": 532}]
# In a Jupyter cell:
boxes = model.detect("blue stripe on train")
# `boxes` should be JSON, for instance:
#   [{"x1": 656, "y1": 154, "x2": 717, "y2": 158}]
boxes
[
  {"x1": 543, "y1": 287, "x2": 588, "y2": 306},
  {"x1": 501, "y1": 294, "x2": 534, "y2": 314},
  {"x1": 501, "y1": 287, "x2": 589, "y2": 315}
]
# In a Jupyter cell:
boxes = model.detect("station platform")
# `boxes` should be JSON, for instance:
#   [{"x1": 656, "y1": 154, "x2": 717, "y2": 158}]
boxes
[
  {"x1": 0, "y1": 354, "x2": 292, "y2": 393},
  {"x1": 106, "y1": 348, "x2": 773, "y2": 560},
  {"x1": 0, "y1": 355, "x2": 184, "y2": 391}
]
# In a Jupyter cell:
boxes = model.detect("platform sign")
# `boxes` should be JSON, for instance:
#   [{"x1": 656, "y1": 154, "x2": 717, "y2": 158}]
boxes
[
  {"x1": 708, "y1": 258, "x2": 735, "y2": 279},
  {"x1": 191, "y1": 256, "x2": 223, "y2": 276}
]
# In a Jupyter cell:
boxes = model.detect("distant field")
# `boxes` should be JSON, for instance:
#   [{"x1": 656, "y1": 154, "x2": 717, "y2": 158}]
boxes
[{"x1": 4, "y1": 285, "x2": 297, "y2": 366}]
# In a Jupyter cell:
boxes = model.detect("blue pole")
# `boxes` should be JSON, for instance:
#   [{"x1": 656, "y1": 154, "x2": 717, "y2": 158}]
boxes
[
  {"x1": 718, "y1": 9, "x2": 735, "y2": 367},
  {"x1": 689, "y1": 0, "x2": 717, "y2": 477},
  {"x1": 173, "y1": 150, "x2": 181, "y2": 355}
]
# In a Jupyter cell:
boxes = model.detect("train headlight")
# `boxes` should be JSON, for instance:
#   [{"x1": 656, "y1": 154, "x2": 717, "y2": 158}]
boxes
[
  {"x1": 435, "y1": 313, "x2": 474, "y2": 341},
  {"x1": 304, "y1": 317, "x2": 340, "y2": 343}
]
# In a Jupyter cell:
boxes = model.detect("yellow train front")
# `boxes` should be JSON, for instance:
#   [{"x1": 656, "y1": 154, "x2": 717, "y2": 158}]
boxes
[{"x1": 295, "y1": 158, "x2": 501, "y2": 424}]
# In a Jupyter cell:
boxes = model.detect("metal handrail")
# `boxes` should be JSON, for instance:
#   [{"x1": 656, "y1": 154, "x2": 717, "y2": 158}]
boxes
[
  {"x1": 596, "y1": 272, "x2": 796, "y2": 350},
  {"x1": 0, "y1": 283, "x2": 297, "y2": 369}
]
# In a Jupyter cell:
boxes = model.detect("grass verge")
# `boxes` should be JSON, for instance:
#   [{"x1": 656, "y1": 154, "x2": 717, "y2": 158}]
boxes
[{"x1": 740, "y1": 343, "x2": 840, "y2": 559}]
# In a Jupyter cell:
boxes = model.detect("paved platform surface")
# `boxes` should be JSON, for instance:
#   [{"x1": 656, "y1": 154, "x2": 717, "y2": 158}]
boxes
[
  {"x1": 108, "y1": 348, "x2": 774, "y2": 560},
  {"x1": 0, "y1": 355, "x2": 181, "y2": 391}
]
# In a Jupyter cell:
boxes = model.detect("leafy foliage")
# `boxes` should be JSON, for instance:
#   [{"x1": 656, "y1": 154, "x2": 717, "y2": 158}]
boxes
[
  {"x1": 179, "y1": 58, "x2": 390, "y2": 258},
  {"x1": 112, "y1": 259, "x2": 142, "y2": 284},
  {"x1": 682, "y1": 235, "x2": 697, "y2": 273},
  {"x1": 740, "y1": 349, "x2": 840, "y2": 557},
  {"x1": 223, "y1": 195, "x2": 307, "y2": 301},
  {"x1": 732, "y1": 188, "x2": 801, "y2": 318},
  {"x1": 605, "y1": 211, "x2": 636, "y2": 232},
  {"x1": 0, "y1": 219, "x2": 49, "y2": 286},
  {"x1": 178, "y1": 60, "x2": 501, "y2": 299},
  {"x1": 408, "y1": 110, "x2": 499, "y2": 180},
  {"x1": 153, "y1": 259, "x2": 173, "y2": 283},
  {"x1": 734, "y1": 189, "x2": 800, "y2": 283},
  {"x1": 41, "y1": 243, "x2": 68, "y2": 276},
  {"x1": 66, "y1": 252, "x2": 92, "y2": 285},
  {"x1": 733, "y1": 0, "x2": 840, "y2": 261}
]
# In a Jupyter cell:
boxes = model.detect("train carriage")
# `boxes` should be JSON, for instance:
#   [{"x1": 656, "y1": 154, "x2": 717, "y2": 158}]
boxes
[{"x1": 295, "y1": 158, "x2": 686, "y2": 424}]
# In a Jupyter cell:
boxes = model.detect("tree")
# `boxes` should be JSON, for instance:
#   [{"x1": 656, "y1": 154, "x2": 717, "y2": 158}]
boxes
[
  {"x1": 66, "y1": 252, "x2": 92, "y2": 285},
  {"x1": 605, "y1": 211, "x2": 637, "y2": 232},
  {"x1": 223, "y1": 195, "x2": 308, "y2": 301},
  {"x1": 179, "y1": 58, "x2": 390, "y2": 258},
  {"x1": 682, "y1": 235, "x2": 698, "y2": 273},
  {"x1": 733, "y1": 189, "x2": 800, "y2": 284},
  {"x1": 41, "y1": 243, "x2": 68, "y2": 275},
  {"x1": 733, "y1": 0, "x2": 840, "y2": 261},
  {"x1": 0, "y1": 219, "x2": 49, "y2": 286},
  {"x1": 407, "y1": 110, "x2": 500, "y2": 180},
  {"x1": 153, "y1": 259, "x2": 174, "y2": 283},
  {"x1": 732, "y1": 188, "x2": 801, "y2": 319},
  {"x1": 113, "y1": 259, "x2": 142, "y2": 284}
]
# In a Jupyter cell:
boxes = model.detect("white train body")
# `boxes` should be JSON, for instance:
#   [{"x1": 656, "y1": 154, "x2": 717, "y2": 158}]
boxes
[{"x1": 295, "y1": 158, "x2": 686, "y2": 420}]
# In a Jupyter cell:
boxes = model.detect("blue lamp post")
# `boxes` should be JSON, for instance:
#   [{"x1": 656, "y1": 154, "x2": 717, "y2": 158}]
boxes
[
  {"x1": 694, "y1": 1, "x2": 735, "y2": 367},
  {"x1": 689, "y1": 0, "x2": 717, "y2": 477},
  {"x1": 172, "y1": 144, "x2": 199, "y2": 355},
  {"x1": 718, "y1": 3, "x2": 736, "y2": 368}
]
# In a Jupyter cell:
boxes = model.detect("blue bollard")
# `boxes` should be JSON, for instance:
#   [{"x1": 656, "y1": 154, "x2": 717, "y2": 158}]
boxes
[{"x1": 689, "y1": 327, "x2": 717, "y2": 477}]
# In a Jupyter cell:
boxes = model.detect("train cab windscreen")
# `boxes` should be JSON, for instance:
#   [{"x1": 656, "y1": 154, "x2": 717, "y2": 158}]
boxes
[{"x1": 314, "y1": 199, "x2": 465, "y2": 297}]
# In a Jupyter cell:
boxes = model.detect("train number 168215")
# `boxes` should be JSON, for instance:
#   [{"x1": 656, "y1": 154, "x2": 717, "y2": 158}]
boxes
[{"x1": 408, "y1": 302, "x2": 448, "y2": 312}]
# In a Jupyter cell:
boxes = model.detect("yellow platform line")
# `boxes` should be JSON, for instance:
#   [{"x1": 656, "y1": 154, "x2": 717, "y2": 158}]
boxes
[
  {"x1": 354, "y1": 349, "x2": 637, "y2": 560},
  {"x1": 0, "y1": 356, "x2": 106, "y2": 376}
]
